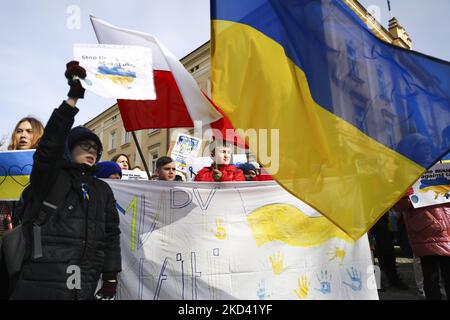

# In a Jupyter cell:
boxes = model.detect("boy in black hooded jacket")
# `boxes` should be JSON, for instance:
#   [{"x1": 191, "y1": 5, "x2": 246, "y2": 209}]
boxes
[{"x1": 10, "y1": 61, "x2": 121, "y2": 300}]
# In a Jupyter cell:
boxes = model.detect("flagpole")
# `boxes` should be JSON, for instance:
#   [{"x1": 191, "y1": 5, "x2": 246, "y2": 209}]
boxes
[
  {"x1": 387, "y1": 0, "x2": 393, "y2": 18},
  {"x1": 131, "y1": 131, "x2": 152, "y2": 179}
]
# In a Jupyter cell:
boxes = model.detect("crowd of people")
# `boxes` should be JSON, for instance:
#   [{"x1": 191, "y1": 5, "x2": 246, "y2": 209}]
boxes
[{"x1": 0, "y1": 61, "x2": 449, "y2": 300}]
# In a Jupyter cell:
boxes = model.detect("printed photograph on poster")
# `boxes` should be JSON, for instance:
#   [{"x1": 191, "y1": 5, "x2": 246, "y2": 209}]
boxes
[
  {"x1": 409, "y1": 162, "x2": 450, "y2": 208},
  {"x1": 172, "y1": 133, "x2": 201, "y2": 157},
  {"x1": 170, "y1": 133, "x2": 203, "y2": 173}
]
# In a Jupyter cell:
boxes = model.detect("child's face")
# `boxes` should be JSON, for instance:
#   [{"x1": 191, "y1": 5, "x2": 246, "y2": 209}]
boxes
[
  {"x1": 213, "y1": 146, "x2": 232, "y2": 165},
  {"x1": 157, "y1": 162, "x2": 177, "y2": 181},
  {"x1": 71, "y1": 140, "x2": 98, "y2": 166}
]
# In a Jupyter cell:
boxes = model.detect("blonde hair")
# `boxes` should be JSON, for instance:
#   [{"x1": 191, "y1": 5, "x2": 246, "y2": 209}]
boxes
[{"x1": 8, "y1": 117, "x2": 44, "y2": 150}]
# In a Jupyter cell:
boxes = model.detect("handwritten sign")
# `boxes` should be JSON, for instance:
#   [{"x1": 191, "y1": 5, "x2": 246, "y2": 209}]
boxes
[
  {"x1": 74, "y1": 43, "x2": 155, "y2": 100},
  {"x1": 409, "y1": 162, "x2": 450, "y2": 208}
]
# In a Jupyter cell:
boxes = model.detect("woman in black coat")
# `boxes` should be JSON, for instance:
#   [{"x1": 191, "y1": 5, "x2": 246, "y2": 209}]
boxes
[{"x1": 10, "y1": 61, "x2": 121, "y2": 300}]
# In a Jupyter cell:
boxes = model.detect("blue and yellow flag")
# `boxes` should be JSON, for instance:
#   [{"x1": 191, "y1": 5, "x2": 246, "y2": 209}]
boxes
[
  {"x1": 211, "y1": 0, "x2": 450, "y2": 239},
  {"x1": 0, "y1": 150, "x2": 35, "y2": 200}
]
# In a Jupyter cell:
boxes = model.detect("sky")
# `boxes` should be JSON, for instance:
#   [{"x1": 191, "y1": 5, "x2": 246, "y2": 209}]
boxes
[{"x1": 1, "y1": 0, "x2": 449, "y2": 148}]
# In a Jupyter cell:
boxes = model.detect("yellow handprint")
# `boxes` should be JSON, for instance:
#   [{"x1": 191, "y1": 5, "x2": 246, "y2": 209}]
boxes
[
  {"x1": 294, "y1": 275, "x2": 310, "y2": 299},
  {"x1": 269, "y1": 252, "x2": 285, "y2": 275},
  {"x1": 327, "y1": 247, "x2": 346, "y2": 264},
  {"x1": 212, "y1": 217, "x2": 227, "y2": 240}
]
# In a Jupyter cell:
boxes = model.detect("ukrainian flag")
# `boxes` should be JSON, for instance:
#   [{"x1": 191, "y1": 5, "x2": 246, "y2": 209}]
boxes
[
  {"x1": 211, "y1": 0, "x2": 450, "y2": 239},
  {"x1": 0, "y1": 150, "x2": 35, "y2": 200}
]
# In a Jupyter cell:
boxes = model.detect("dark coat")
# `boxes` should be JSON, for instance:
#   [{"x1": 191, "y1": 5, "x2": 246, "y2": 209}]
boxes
[{"x1": 11, "y1": 101, "x2": 121, "y2": 300}]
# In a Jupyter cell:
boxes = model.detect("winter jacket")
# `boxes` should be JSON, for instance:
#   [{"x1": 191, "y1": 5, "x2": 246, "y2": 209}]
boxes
[
  {"x1": 11, "y1": 101, "x2": 121, "y2": 300},
  {"x1": 194, "y1": 165, "x2": 245, "y2": 182},
  {"x1": 401, "y1": 189, "x2": 450, "y2": 257}
]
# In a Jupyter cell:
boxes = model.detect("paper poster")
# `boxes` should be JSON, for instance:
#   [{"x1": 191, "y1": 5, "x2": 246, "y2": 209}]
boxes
[
  {"x1": 409, "y1": 162, "x2": 450, "y2": 208},
  {"x1": 170, "y1": 133, "x2": 202, "y2": 173},
  {"x1": 73, "y1": 43, "x2": 155, "y2": 100},
  {"x1": 185, "y1": 157, "x2": 213, "y2": 181},
  {"x1": 121, "y1": 169, "x2": 149, "y2": 180}
]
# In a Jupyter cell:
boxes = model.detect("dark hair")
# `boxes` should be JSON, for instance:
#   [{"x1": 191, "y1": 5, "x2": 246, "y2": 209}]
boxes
[
  {"x1": 111, "y1": 153, "x2": 130, "y2": 165},
  {"x1": 156, "y1": 156, "x2": 174, "y2": 169}
]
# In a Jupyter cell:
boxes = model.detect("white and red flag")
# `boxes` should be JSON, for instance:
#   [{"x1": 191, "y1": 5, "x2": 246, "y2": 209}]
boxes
[{"x1": 90, "y1": 16, "x2": 222, "y2": 130}]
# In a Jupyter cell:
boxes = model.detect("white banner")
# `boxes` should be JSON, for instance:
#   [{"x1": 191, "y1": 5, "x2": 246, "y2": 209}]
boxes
[
  {"x1": 409, "y1": 162, "x2": 450, "y2": 208},
  {"x1": 73, "y1": 43, "x2": 155, "y2": 100},
  {"x1": 106, "y1": 180, "x2": 378, "y2": 300}
]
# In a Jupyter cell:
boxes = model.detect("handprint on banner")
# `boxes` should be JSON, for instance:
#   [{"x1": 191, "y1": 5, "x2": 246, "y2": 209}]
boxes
[
  {"x1": 212, "y1": 217, "x2": 227, "y2": 240},
  {"x1": 294, "y1": 275, "x2": 310, "y2": 299},
  {"x1": 343, "y1": 267, "x2": 362, "y2": 291},
  {"x1": 257, "y1": 279, "x2": 266, "y2": 300},
  {"x1": 269, "y1": 252, "x2": 285, "y2": 275},
  {"x1": 327, "y1": 247, "x2": 346, "y2": 265},
  {"x1": 314, "y1": 270, "x2": 332, "y2": 294}
]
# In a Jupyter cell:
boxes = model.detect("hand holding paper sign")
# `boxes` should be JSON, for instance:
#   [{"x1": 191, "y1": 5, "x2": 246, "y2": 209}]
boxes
[{"x1": 73, "y1": 43, "x2": 155, "y2": 100}]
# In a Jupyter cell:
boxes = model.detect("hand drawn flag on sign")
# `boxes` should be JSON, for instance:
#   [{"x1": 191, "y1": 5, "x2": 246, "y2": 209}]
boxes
[
  {"x1": 73, "y1": 43, "x2": 156, "y2": 100},
  {"x1": 0, "y1": 150, "x2": 35, "y2": 201},
  {"x1": 211, "y1": 0, "x2": 450, "y2": 239},
  {"x1": 90, "y1": 16, "x2": 222, "y2": 130}
]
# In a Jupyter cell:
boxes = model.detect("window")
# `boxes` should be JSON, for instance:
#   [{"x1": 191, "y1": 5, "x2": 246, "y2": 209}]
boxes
[
  {"x1": 385, "y1": 120, "x2": 395, "y2": 148},
  {"x1": 150, "y1": 151, "x2": 159, "y2": 173},
  {"x1": 110, "y1": 131, "x2": 116, "y2": 150},
  {"x1": 346, "y1": 44, "x2": 359, "y2": 79},
  {"x1": 123, "y1": 130, "x2": 131, "y2": 145},
  {"x1": 354, "y1": 105, "x2": 368, "y2": 134},
  {"x1": 377, "y1": 66, "x2": 388, "y2": 99}
]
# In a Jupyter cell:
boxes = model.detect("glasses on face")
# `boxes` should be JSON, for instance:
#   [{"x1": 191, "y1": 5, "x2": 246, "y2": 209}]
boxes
[{"x1": 78, "y1": 141, "x2": 99, "y2": 153}]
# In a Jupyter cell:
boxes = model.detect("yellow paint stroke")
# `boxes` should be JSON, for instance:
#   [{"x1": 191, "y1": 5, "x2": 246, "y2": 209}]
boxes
[
  {"x1": 95, "y1": 74, "x2": 134, "y2": 85},
  {"x1": 294, "y1": 275, "x2": 310, "y2": 299},
  {"x1": 419, "y1": 185, "x2": 450, "y2": 199},
  {"x1": 269, "y1": 252, "x2": 285, "y2": 275},
  {"x1": 327, "y1": 247, "x2": 346, "y2": 264},
  {"x1": 247, "y1": 204, "x2": 354, "y2": 247},
  {"x1": 122, "y1": 196, "x2": 138, "y2": 252},
  {"x1": 212, "y1": 217, "x2": 227, "y2": 240}
]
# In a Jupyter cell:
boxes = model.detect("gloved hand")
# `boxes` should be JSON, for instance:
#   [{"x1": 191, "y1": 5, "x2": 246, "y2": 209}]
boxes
[
  {"x1": 95, "y1": 280, "x2": 117, "y2": 300},
  {"x1": 65, "y1": 60, "x2": 87, "y2": 99},
  {"x1": 95, "y1": 273, "x2": 118, "y2": 300}
]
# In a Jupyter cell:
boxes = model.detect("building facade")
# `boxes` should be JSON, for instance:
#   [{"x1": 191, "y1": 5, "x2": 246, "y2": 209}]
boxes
[{"x1": 84, "y1": 0, "x2": 412, "y2": 173}]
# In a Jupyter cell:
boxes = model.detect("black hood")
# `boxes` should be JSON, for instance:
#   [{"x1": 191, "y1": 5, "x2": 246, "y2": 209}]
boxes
[{"x1": 65, "y1": 126, "x2": 103, "y2": 163}]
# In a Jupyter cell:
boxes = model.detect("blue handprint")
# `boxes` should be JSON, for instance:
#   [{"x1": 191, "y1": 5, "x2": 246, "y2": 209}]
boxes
[
  {"x1": 315, "y1": 270, "x2": 332, "y2": 294},
  {"x1": 343, "y1": 267, "x2": 362, "y2": 291},
  {"x1": 257, "y1": 279, "x2": 266, "y2": 300}
]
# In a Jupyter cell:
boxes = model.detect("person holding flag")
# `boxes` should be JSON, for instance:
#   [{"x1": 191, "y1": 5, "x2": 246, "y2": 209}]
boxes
[{"x1": 7, "y1": 61, "x2": 121, "y2": 300}]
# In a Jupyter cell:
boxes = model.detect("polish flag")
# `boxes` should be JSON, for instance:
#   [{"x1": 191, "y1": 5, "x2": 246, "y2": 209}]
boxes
[{"x1": 90, "y1": 16, "x2": 222, "y2": 130}]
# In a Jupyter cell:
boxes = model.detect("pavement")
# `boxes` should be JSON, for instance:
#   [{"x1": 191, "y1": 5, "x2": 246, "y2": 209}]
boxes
[
  {"x1": 377, "y1": 255, "x2": 424, "y2": 300},
  {"x1": 375, "y1": 246, "x2": 447, "y2": 300}
]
